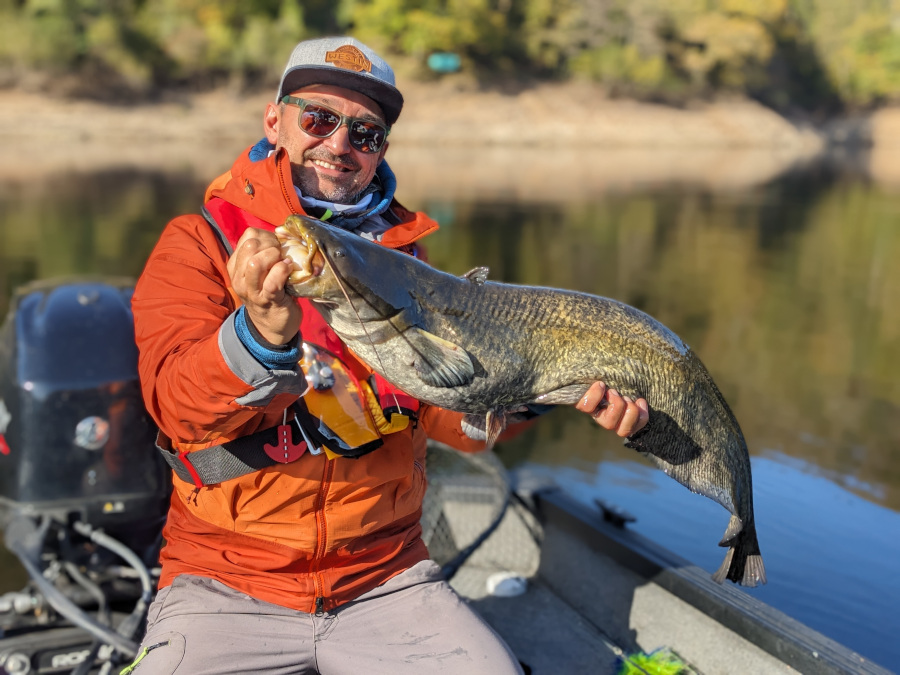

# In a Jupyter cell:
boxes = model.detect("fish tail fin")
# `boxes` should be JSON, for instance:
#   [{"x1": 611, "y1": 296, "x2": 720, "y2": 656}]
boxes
[
  {"x1": 710, "y1": 547, "x2": 734, "y2": 585},
  {"x1": 712, "y1": 519, "x2": 766, "y2": 587},
  {"x1": 742, "y1": 554, "x2": 767, "y2": 587}
]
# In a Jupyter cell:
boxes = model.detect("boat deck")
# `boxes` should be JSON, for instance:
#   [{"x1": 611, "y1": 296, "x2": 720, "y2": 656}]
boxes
[
  {"x1": 424, "y1": 449, "x2": 889, "y2": 675},
  {"x1": 447, "y1": 494, "x2": 796, "y2": 674}
]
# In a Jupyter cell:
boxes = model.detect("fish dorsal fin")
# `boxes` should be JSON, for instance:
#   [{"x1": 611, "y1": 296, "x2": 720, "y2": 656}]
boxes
[
  {"x1": 462, "y1": 267, "x2": 489, "y2": 285},
  {"x1": 407, "y1": 328, "x2": 476, "y2": 388}
]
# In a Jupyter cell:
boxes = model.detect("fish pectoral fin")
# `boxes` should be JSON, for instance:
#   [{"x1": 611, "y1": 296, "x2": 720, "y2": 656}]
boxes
[
  {"x1": 407, "y1": 328, "x2": 476, "y2": 388},
  {"x1": 484, "y1": 409, "x2": 507, "y2": 450},
  {"x1": 460, "y1": 410, "x2": 509, "y2": 450},
  {"x1": 532, "y1": 384, "x2": 592, "y2": 406},
  {"x1": 460, "y1": 414, "x2": 488, "y2": 441}
]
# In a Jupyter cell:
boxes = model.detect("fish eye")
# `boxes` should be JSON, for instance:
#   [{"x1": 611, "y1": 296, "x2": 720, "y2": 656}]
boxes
[{"x1": 333, "y1": 248, "x2": 345, "y2": 258}]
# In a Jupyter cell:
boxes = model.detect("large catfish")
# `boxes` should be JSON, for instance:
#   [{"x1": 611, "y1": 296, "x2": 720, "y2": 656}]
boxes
[{"x1": 275, "y1": 215, "x2": 765, "y2": 587}]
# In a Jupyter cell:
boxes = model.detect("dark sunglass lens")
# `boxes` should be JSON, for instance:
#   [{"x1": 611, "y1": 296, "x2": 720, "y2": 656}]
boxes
[
  {"x1": 300, "y1": 105, "x2": 341, "y2": 137},
  {"x1": 349, "y1": 121, "x2": 385, "y2": 153}
]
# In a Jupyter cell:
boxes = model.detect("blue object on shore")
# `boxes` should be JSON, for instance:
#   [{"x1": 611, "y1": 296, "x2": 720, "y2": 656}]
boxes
[{"x1": 428, "y1": 52, "x2": 461, "y2": 73}]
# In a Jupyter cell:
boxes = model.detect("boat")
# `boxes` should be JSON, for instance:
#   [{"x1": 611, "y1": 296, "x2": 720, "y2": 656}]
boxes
[{"x1": 0, "y1": 278, "x2": 891, "y2": 675}]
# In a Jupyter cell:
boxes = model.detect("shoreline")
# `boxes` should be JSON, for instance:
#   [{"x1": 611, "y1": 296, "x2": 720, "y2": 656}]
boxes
[{"x1": 2, "y1": 81, "x2": 899, "y2": 191}]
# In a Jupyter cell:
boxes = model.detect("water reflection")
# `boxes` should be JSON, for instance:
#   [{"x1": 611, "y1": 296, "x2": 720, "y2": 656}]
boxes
[
  {"x1": 0, "y1": 150, "x2": 898, "y2": 666},
  {"x1": 0, "y1": 170, "x2": 206, "y2": 316}
]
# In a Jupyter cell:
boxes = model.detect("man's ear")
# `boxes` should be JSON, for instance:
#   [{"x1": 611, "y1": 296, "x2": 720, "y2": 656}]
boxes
[{"x1": 263, "y1": 102, "x2": 281, "y2": 144}]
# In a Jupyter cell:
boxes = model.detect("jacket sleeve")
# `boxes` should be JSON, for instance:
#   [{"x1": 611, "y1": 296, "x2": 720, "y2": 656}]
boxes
[{"x1": 132, "y1": 215, "x2": 306, "y2": 446}]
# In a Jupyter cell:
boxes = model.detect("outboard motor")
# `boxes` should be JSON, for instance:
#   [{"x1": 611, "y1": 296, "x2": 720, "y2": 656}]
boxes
[{"x1": 0, "y1": 278, "x2": 169, "y2": 675}]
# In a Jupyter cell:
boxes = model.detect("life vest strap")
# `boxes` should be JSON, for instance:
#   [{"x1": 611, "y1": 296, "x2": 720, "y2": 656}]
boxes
[{"x1": 156, "y1": 400, "x2": 384, "y2": 487}]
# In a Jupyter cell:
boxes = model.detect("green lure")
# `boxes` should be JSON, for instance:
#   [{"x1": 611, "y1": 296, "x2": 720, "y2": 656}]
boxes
[{"x1": 617, "y1": 647, "x2": 697, "y2": 675}]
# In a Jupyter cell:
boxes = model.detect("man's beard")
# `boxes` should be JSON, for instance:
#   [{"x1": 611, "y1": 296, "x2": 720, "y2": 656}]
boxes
[{"x1": 292, "y1": 152, "x2": 367, "y2": 204}]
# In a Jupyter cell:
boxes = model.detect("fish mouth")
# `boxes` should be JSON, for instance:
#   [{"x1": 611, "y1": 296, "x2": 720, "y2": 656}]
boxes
[{"x1": 274, "y1": 221, "x2": 325, "y2": 286}]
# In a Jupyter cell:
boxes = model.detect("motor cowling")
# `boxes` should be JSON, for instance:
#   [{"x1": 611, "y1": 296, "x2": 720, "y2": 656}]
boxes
[{"x1": 0, "y1": 278, "x2": 169, "y2": 536}]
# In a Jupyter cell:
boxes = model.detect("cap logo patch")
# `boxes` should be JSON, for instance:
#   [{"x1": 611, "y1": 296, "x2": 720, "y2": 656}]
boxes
[{"x1": 325, "y1": 45, "x2": 373, "y2": 73}]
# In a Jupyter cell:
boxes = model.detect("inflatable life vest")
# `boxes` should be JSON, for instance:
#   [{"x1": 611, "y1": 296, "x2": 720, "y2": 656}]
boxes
[{"x1": 204, "y1": 197, "x2": 419, "y2": 462}]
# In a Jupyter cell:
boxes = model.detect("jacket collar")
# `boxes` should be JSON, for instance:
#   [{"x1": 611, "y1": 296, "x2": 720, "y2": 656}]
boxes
[{"x1": 204, "y1": 143, "x2": 438, "y2": 248}]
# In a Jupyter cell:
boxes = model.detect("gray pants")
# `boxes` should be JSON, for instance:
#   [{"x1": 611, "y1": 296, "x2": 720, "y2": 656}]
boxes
[{"x1": 126, "y1": 561, "x2": 523, "y2": 675}]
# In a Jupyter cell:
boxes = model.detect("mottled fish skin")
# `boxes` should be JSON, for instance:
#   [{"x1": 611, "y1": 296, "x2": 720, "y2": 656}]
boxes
[{"x1": 277, "y1": 215, "x2": 765, "y2": 587}]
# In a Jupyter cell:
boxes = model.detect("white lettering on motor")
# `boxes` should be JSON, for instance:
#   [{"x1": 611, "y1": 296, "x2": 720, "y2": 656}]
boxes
[{"x1": 51, "y1": 649, "x2": 89, "y2": 668}]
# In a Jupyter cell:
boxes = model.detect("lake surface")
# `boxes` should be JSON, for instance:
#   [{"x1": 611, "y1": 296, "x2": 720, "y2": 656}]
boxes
[{"x1": 1, "y1": 147, "x2": 898, "y2": 669}]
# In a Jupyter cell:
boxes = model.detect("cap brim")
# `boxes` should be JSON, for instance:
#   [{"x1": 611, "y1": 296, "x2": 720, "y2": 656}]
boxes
[{"x1": 280, "y1": 67, "x2": 404, "y2": 126}]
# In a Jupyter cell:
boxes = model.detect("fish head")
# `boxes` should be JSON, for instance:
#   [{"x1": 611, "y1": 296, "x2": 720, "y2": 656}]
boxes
[
  {"x1": 274, "y1": 214, "x2": 415, "y2": 321},
  {"x1": 275, "y1": 215, "x2": 334, "y2": 299}
]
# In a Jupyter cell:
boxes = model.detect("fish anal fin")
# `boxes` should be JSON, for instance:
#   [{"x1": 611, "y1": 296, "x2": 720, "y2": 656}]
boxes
[{"x1": 408, "y1": 328, "x2": 475, "y2": 388}]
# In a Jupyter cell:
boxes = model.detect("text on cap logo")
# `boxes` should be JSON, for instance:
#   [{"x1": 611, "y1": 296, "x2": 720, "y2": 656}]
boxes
[{"x1": 325, "y1": 45, "x2": 373, "y2": 73}]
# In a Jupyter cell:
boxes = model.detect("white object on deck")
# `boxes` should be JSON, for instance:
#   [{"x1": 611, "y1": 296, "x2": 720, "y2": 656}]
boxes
[{"x1": 486, "y1": 572, "x2": 528, "y2": 597}]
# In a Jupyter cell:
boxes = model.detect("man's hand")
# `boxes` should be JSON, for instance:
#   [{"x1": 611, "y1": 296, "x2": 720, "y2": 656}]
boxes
[
  {"x1": 227, "y1": 228, "x2": 301, "y2": 345},
  {"x1": 576, "y1": 381, "x2": 649, "y2": 437}
]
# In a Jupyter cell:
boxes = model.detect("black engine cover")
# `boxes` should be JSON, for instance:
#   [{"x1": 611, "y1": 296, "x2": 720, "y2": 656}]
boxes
[{"x1": 0, "y1": 278, "x2": 168, "y2": 531}]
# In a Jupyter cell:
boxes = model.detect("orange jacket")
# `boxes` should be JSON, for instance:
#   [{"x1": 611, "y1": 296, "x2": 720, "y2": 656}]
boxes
[{"x1": 132, "y1": 145, "x2": 489, "y2": 613}]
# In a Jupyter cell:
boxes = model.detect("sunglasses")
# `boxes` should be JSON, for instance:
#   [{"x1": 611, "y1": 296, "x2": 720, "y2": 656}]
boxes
[{"x1": 281, "y1": 95, "x2": 390, "y2": 154}]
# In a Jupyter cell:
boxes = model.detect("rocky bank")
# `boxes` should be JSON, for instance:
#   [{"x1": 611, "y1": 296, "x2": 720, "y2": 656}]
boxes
[{"x1": 2, "y1": 79, "x2": 899, "y2": 195}]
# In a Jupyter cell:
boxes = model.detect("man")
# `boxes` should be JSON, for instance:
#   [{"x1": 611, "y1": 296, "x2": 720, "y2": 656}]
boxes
[{"x1": 128, "y1": 36, "x2": 648, "y2": 674}]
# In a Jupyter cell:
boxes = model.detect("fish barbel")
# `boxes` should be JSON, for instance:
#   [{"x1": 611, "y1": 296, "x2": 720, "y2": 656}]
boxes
[{"x1": 275, "y1": 215, "x2": 766, "y2": 587}]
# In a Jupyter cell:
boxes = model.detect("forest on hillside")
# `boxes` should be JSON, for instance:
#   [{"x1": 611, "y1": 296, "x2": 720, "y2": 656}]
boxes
[{"x1": 1, "y1": 0, "x2": 899, "y2": 114}]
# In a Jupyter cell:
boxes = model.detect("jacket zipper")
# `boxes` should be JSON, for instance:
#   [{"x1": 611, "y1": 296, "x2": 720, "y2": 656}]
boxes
[
  {"x1": 276, "y1": 154, "x2": 299, "y2": 215},
  {"x1": 279, "y1": 153, "x2": 323, "y2": 613},
  {"x1": 312, "y1": 456, "x2": 335, "y2": 615}
]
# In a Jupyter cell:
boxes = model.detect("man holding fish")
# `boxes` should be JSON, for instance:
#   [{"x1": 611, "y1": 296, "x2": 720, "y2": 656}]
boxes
[{"x1": 129, "y1": 36, "x2": 648, "y2": 674}]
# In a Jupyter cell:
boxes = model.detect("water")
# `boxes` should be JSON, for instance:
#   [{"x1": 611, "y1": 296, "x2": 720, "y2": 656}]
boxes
[{"x1": 0, "y1": 147, "x2": 898, "y2": 669}]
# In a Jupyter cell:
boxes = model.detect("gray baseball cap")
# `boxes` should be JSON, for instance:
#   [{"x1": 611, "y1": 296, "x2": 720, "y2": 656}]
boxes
[{"x1": 277, "y1": 37, "x2": 404, "y2": 125}]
